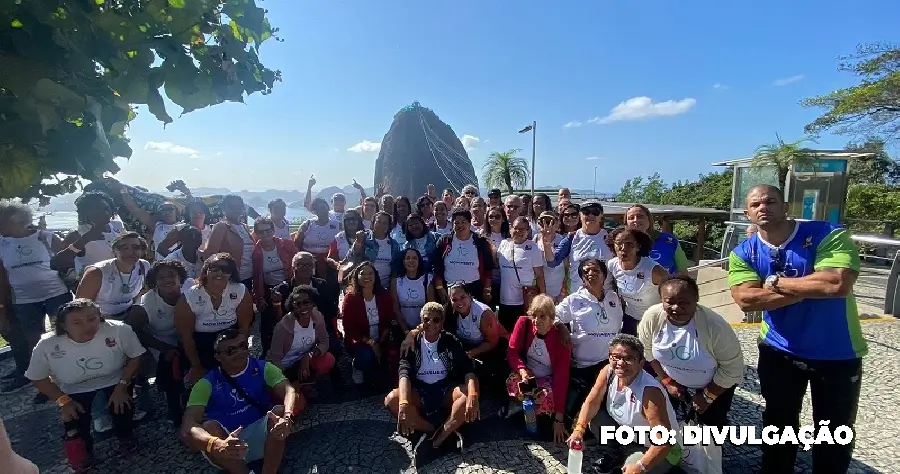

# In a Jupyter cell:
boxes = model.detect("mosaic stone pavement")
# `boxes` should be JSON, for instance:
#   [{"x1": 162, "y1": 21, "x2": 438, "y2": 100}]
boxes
[{"x1": 1, "y1": 320, "x2": 898, "y2": 474}]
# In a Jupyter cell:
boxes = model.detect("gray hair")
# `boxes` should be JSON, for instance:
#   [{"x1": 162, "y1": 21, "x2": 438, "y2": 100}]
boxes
[
  {"x1": 461, "y1": 184, "x2": 479, "y2": 196},
  {"x1": 292, "y1": 251, "x2": 315, "y2": 264},
  {"x1": 609, "y1": 334, "x2": 645, "y2": 359},
  {"x1": 0, "y1": 200, "x2": 32, "y2": 226}
]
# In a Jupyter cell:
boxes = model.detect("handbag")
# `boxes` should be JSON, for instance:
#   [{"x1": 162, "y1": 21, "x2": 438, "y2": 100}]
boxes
[
  {"x1": 506, "y1": 243, "x2": 539, "y2": 309},
  {"x1": 677, "y1": 405, "x2": 723, "y2": 474}
]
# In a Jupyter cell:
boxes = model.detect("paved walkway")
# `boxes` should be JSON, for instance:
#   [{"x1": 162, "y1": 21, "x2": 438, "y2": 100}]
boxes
[{"x1": 2, "y1": 320, "x2": 898, "y2": 474}]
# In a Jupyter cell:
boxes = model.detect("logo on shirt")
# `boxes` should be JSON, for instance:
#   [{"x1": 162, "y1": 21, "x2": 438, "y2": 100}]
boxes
[
  {"x1": 524, "y1": 244, "x2": 532, "y2": 251},
  {"x1": 229, "y1": 292, "x2": 238, "y2": 300},
  {"x1": 649, "y1": 250, "x2": 662, "y2": 261},
  {"x1": 76, "y1": 357, "x2": 104, "y2": 376},
  {"x1": 15, "y1": 244, "x2": 33, "y2": 257},
  {"x1": 406, "y1": 288, "x2": 420, "y2": 301},
  {"x1": 667, "y1": 342, "x2": 692, "y2": 361},
  {"x1": 803, "y1": 236, "x2": 813, "y2": 248},
  {"x1": 50, "y1": 344, "x2": 66, "y2": 359},
  {"x1": 456, "y1": 244, "x2": 470, "y2": 257},
  {"x1": 636, "y1": 272, "x2": 645, "y2": 280},
  {"x1": 596, "y1": 309, "x2": 610, "y2": 326},
  {"x1": 105, "y1": 337, "x2": 117, "y2": 348},
  {"x1": 609, "y1": 300, "x2": 616, "y2": 308}
]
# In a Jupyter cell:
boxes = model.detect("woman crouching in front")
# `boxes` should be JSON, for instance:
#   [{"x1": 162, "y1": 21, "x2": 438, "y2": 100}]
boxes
[
  {"x1": 267, "y1": 285, "x2": 336, "y2": 389},
  {"x1": 569, "y1": 334, "x2": 680, "y2": 474},
  {"x1": 26, "y1": 299, "x2": 146, "y2": 471},
  {"x1": 384, "y1": 302, "x2": 480, "y2": 468}
]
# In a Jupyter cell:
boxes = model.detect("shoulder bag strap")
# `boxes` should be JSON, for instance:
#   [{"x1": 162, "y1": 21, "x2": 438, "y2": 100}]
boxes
[
  {"x1": 218, "y1": 366, "x2": 270, "y2": 415},
  {"x1": 506, "y1": 242, "x2": 523, "y2": 286}
]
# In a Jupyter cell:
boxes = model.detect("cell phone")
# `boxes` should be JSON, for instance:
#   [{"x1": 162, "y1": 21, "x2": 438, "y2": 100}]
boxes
[{"x1": 518, "y1": 377, "x2": 537, "y2": 394}]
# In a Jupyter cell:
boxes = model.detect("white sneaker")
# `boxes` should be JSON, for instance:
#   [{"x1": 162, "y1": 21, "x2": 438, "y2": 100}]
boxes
[
  {"x1": 351, "y1": 368, "x2": 364, "y2": 385},
  {"x1": 93, "y1": 417, "x2": 113, "y2": 433}
]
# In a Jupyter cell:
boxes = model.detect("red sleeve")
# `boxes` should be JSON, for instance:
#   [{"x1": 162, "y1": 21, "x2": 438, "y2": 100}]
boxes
[
  {"x1": 506, "y1": 316, "x2": 528, "y2": 372},
  {"x1": 549, "y1": 329, "x2": 572, "y2": 415},
  {"x1": 341, "y1": 294, "x2": 365, "y2": 349}
]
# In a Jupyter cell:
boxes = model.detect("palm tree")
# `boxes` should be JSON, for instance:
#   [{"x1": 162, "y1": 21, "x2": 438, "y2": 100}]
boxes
[
  {"x1": 751, "y1": 134, "x2": 818, "y2": 191},
  {"x1": 482, "y1": 149, "x2": 529, "y2": 193}
]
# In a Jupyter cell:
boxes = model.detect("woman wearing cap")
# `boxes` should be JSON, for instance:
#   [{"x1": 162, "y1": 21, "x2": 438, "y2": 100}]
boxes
[
  {"x1": 625, "y1": 205, "x2": 690, "y2": 275},
  {"x1": 487, "y1": 189, "x2": 502, "y2": 208},
  {"x1": 607, "y1": 228, "x2": 667, "y2": 336},
  {"x1": 541, "y1": 199, "x2": 612, "y2": 294},
  {"x1": 432, "y1": 209, "x2": 494, "y2": 305}
]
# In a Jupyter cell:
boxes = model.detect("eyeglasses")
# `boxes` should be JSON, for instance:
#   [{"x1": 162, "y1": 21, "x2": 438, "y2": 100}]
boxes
[
  {"x1": 207, "y1": 264, "x2": 233, "y2": 274},
  {"x1": 540, "y1": 218, "x2": 556, "y2": 225},
  {"x1": 160, "y1": 207, "x2": 176, "y2": 213},
  {"x1": 422, "y1": 316, "x2": 443, "y2": 324},
  {"x1": 293, "y1": 262, "x2": 314, "y2": 269},
  {"x1": 115, "y1": 243, "x2": 144, "y2": 251},
  {"x1": 217, "y1": 341, "x2": 249, "y2": 356},
  {"x1": 581, "y1": 208, "x2": 602, "y2": 216},
  {"x1": 609, "y1": 353, "x2": 638, "y2": 364},
  {"x1": 614, "y1": 241, "x2": 637, "y2": 249}
]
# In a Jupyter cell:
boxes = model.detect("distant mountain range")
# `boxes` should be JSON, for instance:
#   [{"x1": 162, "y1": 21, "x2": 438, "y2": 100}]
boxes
[{"x1": 40, "y1": 185, "x2": 613, "y2": 212}]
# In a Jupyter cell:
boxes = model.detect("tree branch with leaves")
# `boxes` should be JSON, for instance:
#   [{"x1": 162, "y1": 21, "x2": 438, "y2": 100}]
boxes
[{"x1": 482, "y1": 149, "x2": 529, "y2": 193}]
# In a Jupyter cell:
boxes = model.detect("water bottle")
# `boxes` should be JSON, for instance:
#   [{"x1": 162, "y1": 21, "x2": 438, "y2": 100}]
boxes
[
  {"x1": 567, "y1": 440, "x2": 584, "y2": 474},
  {"x1": 522, "y1": 397, "x2": 538, "y2": 435},
  {"x1": 63, "y1": 428, "x2": 88, "y2": 470}
]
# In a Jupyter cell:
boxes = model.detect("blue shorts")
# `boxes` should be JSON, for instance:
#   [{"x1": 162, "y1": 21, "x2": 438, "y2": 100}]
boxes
[
  {"x1": 414, "y1": 382, "x2": 453, "y2": 417},
  {"x1": 203, "y1": 405, "x2": 283, "y2": 466}
]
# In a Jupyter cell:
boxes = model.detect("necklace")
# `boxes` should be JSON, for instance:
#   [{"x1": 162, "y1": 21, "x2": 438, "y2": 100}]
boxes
[{"x1": 118, "y1": 266, "x2": 135, "y2": 294}]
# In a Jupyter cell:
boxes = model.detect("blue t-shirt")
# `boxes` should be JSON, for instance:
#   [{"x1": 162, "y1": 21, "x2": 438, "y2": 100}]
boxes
[
  {"x1": 187, "y1": 358, "x2": 286, "y2": 432},
  {"x1": 650, "y1": 232, "x2": 679, "y2": 274},
  {"x1": 728, "y1": 220, "x2": 866, "y2": 360}
]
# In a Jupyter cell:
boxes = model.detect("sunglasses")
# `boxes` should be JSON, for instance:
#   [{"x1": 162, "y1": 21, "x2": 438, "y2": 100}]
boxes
[
  {"x1": 207, "y1": 264, "x2": 233, "y2": 274},
  {"x1": 563, "y1": 212, "x2": 579, "y2": 218},
  {"x1": 160, "y1": 207, "x2": 176, "y2": 213},
  {"x1": 293, "y1": 262, "x2": 314, "y2": 269},
  {"x1": 217, "y1": 341, "x2": 249, "y2": 356},
  {"x1": 580, "y1": 208, "x2": 602, "y2": 216},
  {"x1": 609, "y1": 353, "x2": 638, "y2": 364},
  {"x1": 769, "y1": 247, "x2": 785, "y2": 273},
  {"x1": 422, "y1": 316, "x2": 443, "y2": 324}
]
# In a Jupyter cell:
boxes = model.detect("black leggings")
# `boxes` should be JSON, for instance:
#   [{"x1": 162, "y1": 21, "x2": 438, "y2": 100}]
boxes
[{"x1": 64, "y1": 385, "x2": 134, "y2": 452}]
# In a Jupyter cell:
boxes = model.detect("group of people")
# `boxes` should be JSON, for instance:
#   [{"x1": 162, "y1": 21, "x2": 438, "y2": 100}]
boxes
[{"x1": 0, "y1": 179, "x2": 866, "y2": 474}]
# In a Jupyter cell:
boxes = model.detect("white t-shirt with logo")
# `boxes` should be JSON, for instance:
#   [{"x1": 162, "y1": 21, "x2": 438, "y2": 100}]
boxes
[
  {"x1": 153, "y1": 221, "x2": 178, "y2": 260},
  {"x1": 364, "y1": 296, "x2": 380, "y2": 340},
  {"x1": 607, "y1": 257, "x2": 661, "y2": 320},
  {"x1": 497, "y1": 239, "x2": 543, "y2": 306},
  {"x1": 456, "y1": 299, "x2": 489, "y2": 346},
  {"x1": 537, "y1": 234, "x2": 565, "y2": 299},
  {"x1": 233, "y1": 223, "x2": 254, "y2": 281},
  {"x1": 416, "y1": 337, "x2": 448, "y2": 384},
  {"x1": 443, "y1": 236, "x2": 480, "y2": 284},
  {"x1": 651, "y1": 319, "x2": 717, "y2": 389},
  {"x1": 302, "y1": 219, "x2": 341, "y2": 254},
  {"x1": 397, "y1": 275, "x2": 428, "y2": 328},
  {"x1": 333, "y1": 232, "x2": 353, "y2": 261},
  {"x1": 390, "y1": 224, "x2": 407, "y2": 247},
  {"x1": 433, "y1": 222, "x2": 452, "y2": 237},
  {"x1": 92, "y1": 258, "x2": 150, "y2": 316},
  {"x1": 272, "y1": 218, "x2": 292, "y2": 240},
  {"x1": 139, "y1": 290, "x2": 180, "y2": 360},
  {"x1": 164, "y1": 248, "x2": 201, "y2": 293},
  {"x1": 0, "y1": 230, "x2": 68, "y2": 303},
  {"x1": 373, "y1": 238, "x2": 393, "y2": 288},
  {"x1": 25, "y1": 320, "x2": 146, "y2": 394},
  {"x1": 556, "y1": 288, "x2": 624, "y2": 368},
  {"x1": 606, "y1": 369, "x2": 678, "y2": 443},
  {"x1": 567, "y1": 229, "x2": 612, "y2": 291},
  {"x1": 261, "y1": 248, "x2": 284, "y2": 286},
  {"x1": 186, "y1": 282, "x2": 246, "y2": 333},
  {"x1": 526, "y1": 336, "x2": 553, "y2": 378},
  {"x1": 282, "y1": 319, "x2": 318, "y2": 367}
]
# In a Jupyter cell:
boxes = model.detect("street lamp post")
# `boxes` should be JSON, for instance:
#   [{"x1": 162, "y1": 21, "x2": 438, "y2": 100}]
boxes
[{"x1": 593, "y1": 166, "x2": 598, "y2": 197}]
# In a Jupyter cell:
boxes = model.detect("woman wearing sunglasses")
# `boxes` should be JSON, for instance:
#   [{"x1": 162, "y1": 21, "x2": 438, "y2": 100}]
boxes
[
  {"x1": 268, "y1": 285, "x2": 335, "y2": 386},
  {"x1": 250, "y1": 218, "x2": 298, "y2": 356},
  {"x1": 606, "y1": 228, "x2": 667, "y2": 336},
  {"x1": 175, "y1": 253, "x2": 254, "y2": 385},
  {"x1": 384, "y1": 302, "x2": 479, "y2": 466},
  {"x1": 541, "y1": 199, "x2": 612, "y2": 295},
  {"x1": 534, "y1": 211, "x2": 566, "y2": 302}
]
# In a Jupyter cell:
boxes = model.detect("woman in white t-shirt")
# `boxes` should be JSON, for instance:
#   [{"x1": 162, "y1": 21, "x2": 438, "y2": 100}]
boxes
[
  {"x1": 113, "y1": 181, "x2": 181, "y2": 260},
  {"x1": 0, "y1": 201, "x2": 73, "y2": 393},
  {"x1": 327, "y1": 210, "x2": 366, "y2": 262},
  {"x1": 162, "y1": 226, "x2": 203, "y2": 293},
  {"x1": 390, "y1": 196, "x2": 413, "y2": 246},
  {"x1": 534, "y1": 211, "x2": 566, "y2": 302},
  {"x1": 481, "y1": 206, "x2": 509, "y2": 310},
  {"x1": 541, "y1": 199, "x2": 612, "y2": 294},
  {"x1": 555, "y1": 257, "x2": 624, "y2": 416},
  {"x1": 155, "y1": 201, "x2": 214, "y2": 258},
  {"x1": 25, "y1": 299, "x2": 146, "y2": 469},
  {"x1": 294, "y1": 198, "x2": 341, "y2": 279},
  {"x1": 75, "y1": 232, "x2": 151, "y2": 320},
  {"x1": 127, "y1": 260, "x2": 187, "y2": 424},
  {"x1": 52, "y1": 191, "x2": 126, "y2": 281},
  {"x1": 568, "y1": 334, "x2": 680, "y2": 474},
  {"x1": 429, "y1": 201, "x2": 452, "y2": 237},
  {"x1": 174, "y1": 253, "x2": 254, "y2": 384},
  {"x1": 606, "y1": 227, "x2": 667, "y2": 336},
  {"x1": 391, "y1": 248, "x2": 435, "y2": 333},
  {"x1": 496, "y1": 217, "x2": 546, "y2": 332}
]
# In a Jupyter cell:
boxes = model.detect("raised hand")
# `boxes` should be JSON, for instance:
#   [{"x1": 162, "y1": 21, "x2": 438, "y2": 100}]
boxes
[{"x1": 308, "y1": 175, "x2": 316, "y2": 188}]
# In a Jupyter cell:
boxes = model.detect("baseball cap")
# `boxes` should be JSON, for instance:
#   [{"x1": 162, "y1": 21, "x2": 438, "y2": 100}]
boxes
[
  {"x1": 538, "y1": 211, "x2": 557, "y2": 220},
  {"x1": 580, "y1": 199, "x2": 604, "y2": 210},
  {"x1": 488, "y1": 189, "x2": 502, "y2": 198}
]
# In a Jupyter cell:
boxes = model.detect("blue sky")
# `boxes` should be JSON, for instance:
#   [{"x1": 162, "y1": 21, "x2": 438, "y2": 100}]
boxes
[{"x1": 114, "y1": 0, "x2": 900, "y2": 194}]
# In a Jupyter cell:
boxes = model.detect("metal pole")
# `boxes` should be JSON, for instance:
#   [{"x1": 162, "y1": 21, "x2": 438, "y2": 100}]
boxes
[
  {"x1": 530, "y1": 120, "x2": 536, "y2": 196},
  {"x1": 593, "y1": 166, "x2": 598, "y2": 197}
]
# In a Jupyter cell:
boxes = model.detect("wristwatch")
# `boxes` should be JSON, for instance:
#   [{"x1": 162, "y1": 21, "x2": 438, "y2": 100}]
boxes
[
  {"x1": 118, "y1": 378, "x2": 130, "y2": 386},
  {"x1": 765, "y1": 274, "x2": 779, "y2": 290},
  {"x1": 702, "y1": 390, "x2": 716, "y2": 405}
]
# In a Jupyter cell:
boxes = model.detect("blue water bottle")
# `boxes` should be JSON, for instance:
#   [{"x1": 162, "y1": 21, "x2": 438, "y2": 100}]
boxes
[{"x1": 522, "y1": 397, "x2": 538, "y2": 435}]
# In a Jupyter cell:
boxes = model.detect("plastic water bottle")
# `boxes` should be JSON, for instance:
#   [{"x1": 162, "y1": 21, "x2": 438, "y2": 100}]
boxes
[
  {"x1": 567, "y1": 440, "x2": 584, "y2": 474},
  {"x1": 522, "y1": 397, "x2": 538, "y2": 435}
]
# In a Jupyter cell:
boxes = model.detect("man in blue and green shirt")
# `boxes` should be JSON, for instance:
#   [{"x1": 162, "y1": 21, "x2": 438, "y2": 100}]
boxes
[
  {"x1": 180, "y1": 329, "x2": 302, "y2": 474},
  {"x1": 729, "y1": 185, "x2": 865, "y2": 474}
]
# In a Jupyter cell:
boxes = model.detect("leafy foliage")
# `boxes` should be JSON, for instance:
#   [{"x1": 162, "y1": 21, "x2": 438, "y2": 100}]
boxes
[
  {"x1": 844, "y1": 137, "x2": 900, "y2": 186},
  {"x1": 846, "y1": 184, "x2": 900, "y2": 236},
  {"x1": 482, "y1": 149, "x2": 529, "y2": 193},
  {"x1": 0, "y1": 0, "x2": 282, "y2": 203},
  {"x1": 750, "y1": 134, "x2": 817, "y2": 191},
  {"x1": 802, "y1": 43, "x2": 900, "y2": 144},
  {"x1": 615, "y1": 173, "x2": 666, "y2": 204}
]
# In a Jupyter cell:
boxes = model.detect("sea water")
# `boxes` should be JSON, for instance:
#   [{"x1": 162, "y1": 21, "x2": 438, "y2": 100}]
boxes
[{"x1": 39, "y1": 208, "x2": 314, "y2": 231}]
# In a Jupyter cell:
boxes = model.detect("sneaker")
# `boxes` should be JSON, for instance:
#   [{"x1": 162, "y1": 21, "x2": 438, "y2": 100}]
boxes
[
  {"x1": 351, "y1": 368, "x2": 364, "y2": 385},
  {"x1": 93, "y1": 417, "x2": 113, "y2": 434},
  {"x1": 590, "y1": 452, "x2": 624, "y2": 474},
  {"x1": 0, "y1": 375, "x2": 30, "y2": 394}
]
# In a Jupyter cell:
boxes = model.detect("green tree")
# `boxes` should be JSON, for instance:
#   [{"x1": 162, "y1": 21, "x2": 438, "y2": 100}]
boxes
[
  {"x1": 482, "y1": 149, "x2": 529, "y2": 193},
  {"x1": 0, "y1": 0, "x2": 281, "y2": 203},
  {"x1": 662, "y1": 170, "x2": 733, "y2": 258},
  {"x1": 845, "y1": 183, "x2": 900, "y2": 236},
  {"x1": 802, "y1": 43, "x2": 900, "y2": 144},
  {"x1": 615, "y1": 172, "x2": 666, "y2": 203},
  {"x1": 750, "y1": 134, "x2": 817, "y2": 191},
  {"x1": 845, "y1": 137, "x2": 900, "y2": 186}
]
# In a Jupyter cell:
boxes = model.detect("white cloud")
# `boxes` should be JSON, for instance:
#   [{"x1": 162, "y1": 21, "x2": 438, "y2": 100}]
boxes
[
  {"x1": 773, "y1": 75, "x2": 804, "y2": 86},
  {"x1": 585, "y1": 156, "x2": 602, "y2": 161},
  {"x1": 563, "y1": 121, "x2": 583, "y2": 129},
  {"x1": 144, "y1": 141, "x2": 200, "y2": 158},
  {"x1": 713, "y1": 82, "x2": 728, "y2": 89},
  {"x1": 347, "y1": 140, "x2": 381, "y2": 153},
  {"x1": 460, "y1": 134, "x2": 480, "y2": 151},
  {"x1": 590, "y1": 97, "x2": 697, "y2": 124}
]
